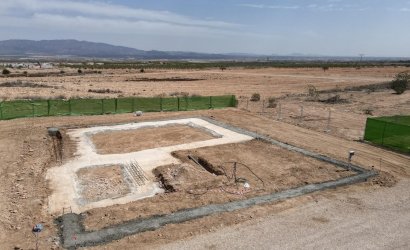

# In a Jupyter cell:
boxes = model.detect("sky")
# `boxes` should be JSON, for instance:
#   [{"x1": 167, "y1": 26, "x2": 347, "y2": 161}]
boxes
[{"x1": 0, "y1": 0, "x2": 410, "y2": 57}]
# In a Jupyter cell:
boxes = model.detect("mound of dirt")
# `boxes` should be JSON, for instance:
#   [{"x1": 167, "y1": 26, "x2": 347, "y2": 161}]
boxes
[
  {"x1": 153, "y1": 163, "x2": 224, "y2": 193},
  {"x1": 370, "y1": 171, "x2": 397, "y2": 187}
]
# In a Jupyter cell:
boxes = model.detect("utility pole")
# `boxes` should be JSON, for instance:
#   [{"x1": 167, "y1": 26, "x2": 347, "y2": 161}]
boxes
[{"x1": 359, "y1": 53, "x2": 365, "y2": 62}]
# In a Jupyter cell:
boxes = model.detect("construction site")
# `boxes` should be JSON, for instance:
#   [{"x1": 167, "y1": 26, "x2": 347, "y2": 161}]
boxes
[{"x1": 0, "y1": 66, "x2": 409, "y2": 249}]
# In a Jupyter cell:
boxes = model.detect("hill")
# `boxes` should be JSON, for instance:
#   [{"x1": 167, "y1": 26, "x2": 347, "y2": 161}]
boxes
[{"x1": 0, "y1": 39, "x2": 244, "y2": 60}]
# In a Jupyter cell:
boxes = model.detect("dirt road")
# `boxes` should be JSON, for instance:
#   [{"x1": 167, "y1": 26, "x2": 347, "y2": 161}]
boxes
[{"x1": 159, "y1": 179, "x2": 410, "y2": 250}]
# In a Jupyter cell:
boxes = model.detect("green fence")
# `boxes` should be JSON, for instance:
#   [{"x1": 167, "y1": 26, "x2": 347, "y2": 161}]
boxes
[
  {"x1": 364, "y1": 116, "x2": 410, "y2": 154},
  {"x1": 0, "y1": 95, "x2": 236, "y2": 121}
]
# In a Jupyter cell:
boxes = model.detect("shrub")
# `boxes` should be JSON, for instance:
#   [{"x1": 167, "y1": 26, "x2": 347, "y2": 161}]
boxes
[
  {"x1": 88, "y1": 88, "x2": 122, "y2": 94},
  {"x1": 364, "y1": 108, "x2": 373, "y2": 115},
  {"x1": 77, "y1": 69, "x2": 82, "y2": 74},
  {"x1": 390, "y1": 72, "x2": 409, "y2": 94},
  {"x1": 2, "y1": 68, "x2": 10, "y2": 75},
  {"x1": 169, "y1": 91, "x2": 189, "y2": 97},
  {"x1": 307, "y1": 85, "x2": 319, "y2": 100},
  {"x1": 250, "y1": 93, "x2": 260, "y2": 102},
  {"x1": 140, "y1": 68, "x2": 145, "y2": 73},
  {"x1": 267, "y1": 97, "x2": 277, "y2": 108}
]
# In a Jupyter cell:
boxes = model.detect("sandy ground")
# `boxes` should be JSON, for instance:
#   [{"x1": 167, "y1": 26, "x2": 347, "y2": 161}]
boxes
[
  {"x1": 0, "y1": 66, "x2": 405, "y2": 100},
  {"x1": 159, "y1": 179, "x2": 410, "y2": 250},
  {"x1": 77, "y1": 165, "x2": 130, "y2": 202},
  {"x1": 0, "y1": 66, "x2": 409, "y2": 249},
  {"x1": 0, "y1": 110, "x2": 408, "y2": 249},
  {"x1": 47, "y1": 118, "x2": 252, "y2": 214},
  {"x1": 80, "y1": 139, "x2": 353, "y2": 231},
  {"x1": 238, "y1": 88, "x2": 410, "y2": 141},
  {"x1": 92, "y1": 124, "x2": 216, "y2": 154}
]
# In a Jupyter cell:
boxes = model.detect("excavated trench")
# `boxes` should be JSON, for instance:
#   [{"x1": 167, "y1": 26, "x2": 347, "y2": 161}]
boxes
[{"x1": 58, "y1": 117, "x2": 377, "y2": 248}]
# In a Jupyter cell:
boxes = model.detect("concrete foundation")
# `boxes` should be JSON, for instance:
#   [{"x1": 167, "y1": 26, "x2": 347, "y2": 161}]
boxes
[
  {"x1": 46, "y1": 118, "x2": 253, "y2": 214},
  {"x1": 57, "y1": 117, "x2": 377, "y2": 248}
]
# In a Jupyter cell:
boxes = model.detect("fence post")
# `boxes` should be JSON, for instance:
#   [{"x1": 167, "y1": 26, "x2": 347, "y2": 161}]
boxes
[
  {"x1": 262, "y1": 100, "x2": 265, "y2": 114},
  {"x1": 132, "y1": 98, "x2": 136, "y2": 112},
  {"x1": 115, "y1": 98, "x2": 118, "y2": 113},
  {"x1": 177, "y1": 97, "x2": 180, "y2": 111},
  {"x1": 0, "y1": 102, "x2": 3, "y2": 120},
  {"x1": 381, "y1": 121, "x2": 387, "y2": 146},
  {"x1": 47, "y1": 100, "x2": 51, "y2": 116},
  {"x1": 160, "y1": 97, "x2": 163, "y2": 111},
  {"x1": 68, "y1": 99, "x2": 72, "y2": 115},
  {"x1": 31, "y1": 102, "x2": 35, "y2": 117},
  {"x1": 326, "y1": 109, "x2": 331, "y2": 132},
  {"x1": 101, "y1": 99, "x2": 104, "y2": 114},
  {"x1": 209, "y1": 96, "x2": 212, "y2": 109}
]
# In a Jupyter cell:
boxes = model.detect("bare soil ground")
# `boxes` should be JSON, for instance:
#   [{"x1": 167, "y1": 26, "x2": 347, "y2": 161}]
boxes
[
  {"x1": 173, "y1": 140, "x2": 354, "y2": 193},
  {"x1": 91, "y1": 124, "x2": 216, "y2": 154},
  {"x1": 0, "y1": 110, "x2": 408, "y2": 250},
  {"x1": 239, "y1": 89, "x2": 410, "y2": 141},
  {"x1": 76, "y1": 165, "x2": 130, "y2": 202},
  {"x1": 0, "y1": 66, "x2": 409, "y2": 249},
  {"x1": 0, "y1": 66, "x2": 405, "y2": 101},
  {"x1": 79, "y1": 140, "x2": 353, "y2": 232}
]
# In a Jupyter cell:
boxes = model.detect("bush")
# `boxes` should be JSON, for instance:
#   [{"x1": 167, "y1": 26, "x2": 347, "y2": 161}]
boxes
[
  {"x1": 140, "y1": 68, "x2": 145, "y2": 73},
  {"x1": 2, "y1": 68, "x2": 10, "y2": 75},
  {"x1": 307, "y1": 85, "x2": 319, "y2": 100},
  {"x1": 391, "y1": 72, "x2": 409, "y2": 94},
  {"x1": 77, "y1": 69, "x2": 82, "y2": 74},
  {"x1": 363, "y1": 108, "x2": 373, "y2": 115},
  {"x1": 250, "y1": 93, "x2": 260, "y2": 102},
  {"x1": 267, "y1": 97, "x2": 277, "y2": 108},
  {"x1": 88, "y1": 88, "x2": 122, "y2": 94}
]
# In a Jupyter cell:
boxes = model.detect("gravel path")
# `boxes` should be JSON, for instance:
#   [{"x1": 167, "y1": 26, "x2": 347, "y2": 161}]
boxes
[{"x1": 159, "y1": 180, "x2": 410, "y2": 250}]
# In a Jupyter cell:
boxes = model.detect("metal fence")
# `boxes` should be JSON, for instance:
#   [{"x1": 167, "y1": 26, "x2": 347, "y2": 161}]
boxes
[
  {"x1": 364, "y1": 116, "x2": 410, "y2": 153},
  {"x1": 0, "y1": 95, "x2": 236, "y2": 120}
]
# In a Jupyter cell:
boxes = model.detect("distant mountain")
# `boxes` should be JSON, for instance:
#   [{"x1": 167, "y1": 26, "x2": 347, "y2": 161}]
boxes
[
  {"x1": 1, "y1": 39, "x2": 406, "y2": 61},
  {"x1": 0, "y1": 39, "x2": 254, "y2": 60}
]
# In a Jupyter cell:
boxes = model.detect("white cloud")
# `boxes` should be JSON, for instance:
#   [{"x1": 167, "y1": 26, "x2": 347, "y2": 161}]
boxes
[
  {"x1": 239, "y1": 2, "x2": 367, "y2": 12},
  {"x1": 0, "y1": 0, "x2": 239, "y2": 29},
  {"x1": 400, "y1": 7, "x2": 410, "y2": 11},
  {"x1": 0, "y1": 0, "x2": 280, "y2": 53},
  {"x1": 238, "y1": 4, "x2": 300, "y2": 10}
]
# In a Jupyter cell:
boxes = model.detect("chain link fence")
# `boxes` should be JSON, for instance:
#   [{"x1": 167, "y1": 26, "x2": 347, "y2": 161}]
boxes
[
  {"x1": 238, "y1": 98, "x2": 368, "y2": 140},
  {"x1": 364, "y1": 116, "x2": 410, "y2": 153},
  {"x1": 0, "y1": 95, "x2": 236, "y2": 120}
]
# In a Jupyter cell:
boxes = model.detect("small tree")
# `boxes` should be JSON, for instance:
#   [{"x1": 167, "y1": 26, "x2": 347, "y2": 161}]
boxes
[
  {"x1": 2, "y1": 68, "x2": 10, "y2": 75},
  {"x1": 140, "y1": 68, "x2": 145, "y2": 73},
  {"x1": 322, "y1": 66, "x2": 329, "y2": 72},
  {"x1": 77, "y1": 69, "x2": 83, "y2": 74},
  {"x1": 391, "y1": 72, "x2": 409, "y2": 94},
  {"x1": 250, "y1": 93, "x2": 261, "y2": 102}
]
